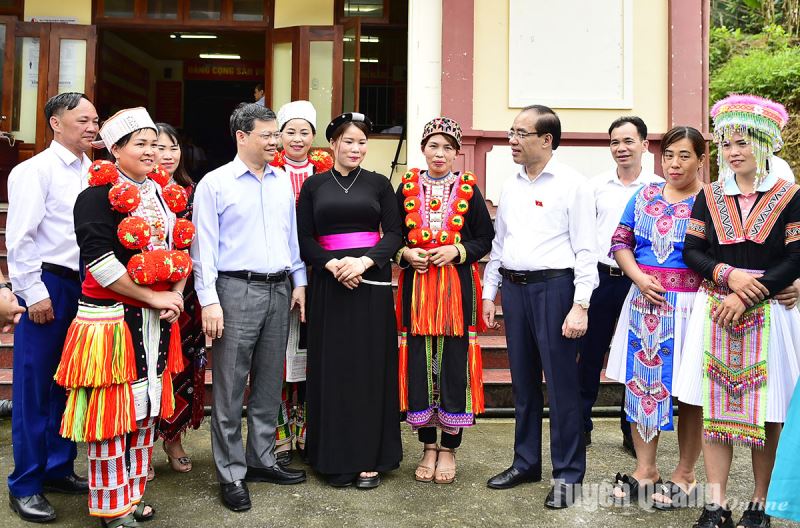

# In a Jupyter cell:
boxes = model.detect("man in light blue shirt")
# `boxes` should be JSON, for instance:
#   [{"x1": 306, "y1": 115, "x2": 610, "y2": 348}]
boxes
[{"x1": 191, "y1": 103, "x2": 307, "y2": 513}]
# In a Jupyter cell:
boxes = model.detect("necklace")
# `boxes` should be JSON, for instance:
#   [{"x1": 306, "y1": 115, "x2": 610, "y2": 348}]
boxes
[{"x1": 331, "y1": 167, "x2": 362, "y2": 194}]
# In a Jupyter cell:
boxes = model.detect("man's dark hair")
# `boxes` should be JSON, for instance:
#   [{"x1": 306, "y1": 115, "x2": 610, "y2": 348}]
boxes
[
  {"x1": 229, "y1": 102, "x2": 276, "y2": 140},
  {"x1": 608, "y1": 116, "x2": 647, "y2": 141},
  {"x1": 255, "y1": 83, "x2": 264, "y2": 92},
  {"x1": 521, "y1": 104, "x2": 561, "y2": 150},
  {"x1": 44, "y1": 92, "x2": 88, "y2": 131}
]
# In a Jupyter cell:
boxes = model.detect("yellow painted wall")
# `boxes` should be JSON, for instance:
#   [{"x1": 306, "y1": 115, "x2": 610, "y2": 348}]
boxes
[
  {"x1": 24, "y1": 0, "x2": 92, "y2": 24},
  {"x1": 274, "y1": 0, "x2": 334, "y2": 27},
  {"x1": 362, "y1": 137, "x2": 407, "y2": 184},
  {"x1": 472, "y1": 0, "x2": 669, "y2": 133}
]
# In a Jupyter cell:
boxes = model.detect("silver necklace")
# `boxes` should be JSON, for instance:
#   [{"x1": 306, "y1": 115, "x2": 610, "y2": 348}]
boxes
[{"x1": 331, "y1": 167, "x2": 362, "y2": 194}]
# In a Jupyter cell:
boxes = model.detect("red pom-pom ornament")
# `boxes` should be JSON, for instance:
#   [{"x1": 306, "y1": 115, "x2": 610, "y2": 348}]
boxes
[
  {"x1": 402, "y1": 181, "x2": 420, "y2": 197},
  {"x1": 88, "y1": 160, "x2": 119, "y2": 187},
  {"x1": 401, "y1": 170, "x2": 419, "y2": 183},
  {"x1": 453, "y1": 232, "x2": 462, "y2": 244},
  {"x1": 429, "y1": 198, "x2": 442, "y2": 211},
  {"x1": 309, "y1": 150, "x2": 334, "y2": 172},
  {"x1": 109, "y1": 182, "x2": 141, "y2": 213},
  {"x1": 149, "y1": 249, "x2": 175, "y2": 282},
  {"x1": 405, "y1": 212, "x2": 423, "y2": 230},
  {"x1": 403, "y1": 196, "x2": 420, "y2": 213},
  {"x1": 460, "y1": 171, "x2": 477, "y2": 185},
  {"x1": 173, "y1": 219, "x2": 196, "y2": 249},
  {"x1": 448, "y1": 214, "x2": 465, "y2": 231},
  {"x1": 420, "y1": 228, "x2": 433, "y2": 243},
  {"x1": 452, "y1": 198, "x2": 469, "y2": 214},
  {"x1": 168, "y1": 251, "x2": 192, "y2": 282},
  {"x1": 117, "y1": 217, "x2": 151, "y2": 250},
  {"x1": 456, "y1": 183, "x2": 474, "y2": 200},
  {"x1": 407, "y1": 228, "x2": 423, "y2": 246},
  {"x1": 147, "y1": 165, "x2": 171, "y2": 188},
  {"x1": 162, "y1": 184, "x2": 188, "y2": 213},
  {"x1": 127, "y1": 253, "x2": 158, "y2": 285},
  {"x1": 438, "y1": 230, "x2": 452, "y2": 244}
]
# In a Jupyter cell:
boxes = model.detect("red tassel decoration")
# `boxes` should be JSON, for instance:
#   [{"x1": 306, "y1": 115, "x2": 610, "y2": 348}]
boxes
[
  {"x1": 410, "y1": 265, "x2": 463, "y2": 336},
  {"x1": 160, "y1": 372, "x2": 176, "y2": 419},
  {"x1": 468, "y1": 327, "x2": 485, "y2": 415},
  {"x1": 398, "y1": 330, "x2": 409, "y2": 411},
  {"x1": 472, "y1": 263, "x2": 488, "y2": 333},
  {"x1": 167, "y1": 321, "x2": 185, "y2": 374},
  {"x1": 83, "y1": 384, "x2": 136, "y2": 442}
]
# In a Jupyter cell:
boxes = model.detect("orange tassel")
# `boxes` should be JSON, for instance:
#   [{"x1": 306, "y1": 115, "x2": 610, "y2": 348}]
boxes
[
  {"x1": 167, "y1": 321, "x2": 184, "y2": 374},
  {"x1": 398, "y1": 330, "x2": 409, "y2": 411},
  {"x1": 472, "y1": 263, "x2": 488, "y2": 333},
  {"x1": 160, "y1": 372, "x2": 176, "y2": 419},
  {"x1": 468, "y1": 328, "x2": 485, "y2": 414},
  {"x1": 395, "y1": 268, "x2": 405, "y2": 330},
  {"x1": 410, "y1": 265, "x2": 463, "y2": 336},
  {"x1": 83, "y1": 384, "x2": 136, "y2": 442}
]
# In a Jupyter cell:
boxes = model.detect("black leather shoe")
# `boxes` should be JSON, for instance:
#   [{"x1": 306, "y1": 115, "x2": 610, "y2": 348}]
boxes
[
  {"x1": 622, "y1": 434, "x2": 636, "y2": 458},
  {"x1": 693, "y1": 503, "x2": 734, "y2": 528},
  {"x1": 545, "y1": 482, "x2": 579, "y2": 509},
  {"x1": 43, "y1": 473, "x2": 89, "y2": 495},
  {"x1": 245, "y1": 464, "x2": 306, "y2": 485},
  {"x1": 736, "y1": 502, "x2": 770, "y2": 528},
  {"x1": 486, "y1": 467, "x2": 541, "y2": 489},
  {"x1": 220, "y1": 480, "x2": 251, "y2": 512},
  {"x1": 8, "y1": 493, "x2": 56, "y2": 523},
  {"x1": 584, "y1": 430, "x2": 592, "y2": 447},
  {"x1": 275, "y1": 450, "x2": 292, "y2": 467}
]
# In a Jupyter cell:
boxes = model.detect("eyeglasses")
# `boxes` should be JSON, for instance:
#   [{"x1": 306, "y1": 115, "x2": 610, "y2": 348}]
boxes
[
  {"x1": 507, "y1": 129, "x2": 544, "y2": 140},
  {"x1": 244, "y1": 131, "x2": 282, "y2": 141}
]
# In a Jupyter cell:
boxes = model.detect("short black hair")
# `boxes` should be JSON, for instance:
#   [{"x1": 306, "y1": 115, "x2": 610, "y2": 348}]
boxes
[
  {"x1": 255, "y1": 83, "x2": 264, "y2": 92},
  {"x1": 521, "y1": 105, "x2": 561, "y2": 150},
  {"x1": 608, "y1": 116, "x2": 647, "y2": 140},
  {"x1": 661, "y1": 126, "x2": 706, "y2": 159},
  {"x1": 44, "y1": 92, "x2": 88, "y2": 131},
  {"x1": 229, "y1": 102, "x2": 276, "y2": 140}
]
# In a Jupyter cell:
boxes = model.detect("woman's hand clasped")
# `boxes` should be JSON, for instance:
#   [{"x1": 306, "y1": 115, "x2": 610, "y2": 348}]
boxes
[
  {"x1": 402, "y1": 247, "x2": 430, "y2": 273},
  {"x1": 326, "y1": 257, "x2": 370, "y2": 290},
  {"x1": 727, "y1": 269, "x2": 768, "y2": 307},
  {"x1": 634, "y1": 273, "x2": 667, "y2": 306},
  {"x1": 712, "y1": 293, "x2": 747, "y2": 327}
]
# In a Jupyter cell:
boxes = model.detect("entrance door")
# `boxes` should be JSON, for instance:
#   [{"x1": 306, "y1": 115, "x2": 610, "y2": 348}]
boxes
[
  {"x1": 268, "y1": 25, "x2": 342, "y2": 147},
  {"x1": 0, "y1": 19, "x2": 96, "y2": 155}
]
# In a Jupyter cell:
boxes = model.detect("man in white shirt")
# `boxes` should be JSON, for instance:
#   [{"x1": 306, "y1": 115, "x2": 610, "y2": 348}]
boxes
[
  {"x1": 482, "y1": 105, "x2": 598, "y2": 508},
  {"x1": 579, "y1": 117, "x2": 662, "y2": 455},
  {"x1": 771, "y1": 154, "x2": 795, "y2": 183},
  {"x1": 6, "y1": 93, "x2": 98, "y2": 523}
]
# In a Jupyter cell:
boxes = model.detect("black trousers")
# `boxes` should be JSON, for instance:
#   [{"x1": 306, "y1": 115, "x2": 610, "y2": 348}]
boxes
[
  {"x1": 418, "y1": 427, "x2": 463, "y2": 449},
  {"x1": 577, "y1": 267, "x2": 633, "y2": 439}
]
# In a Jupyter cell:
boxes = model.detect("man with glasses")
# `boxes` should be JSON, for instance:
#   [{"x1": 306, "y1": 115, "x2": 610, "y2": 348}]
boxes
[
  {"x1": 191, "y1": 102, "x2": 308, "y2": 513},
  {"x1": 482, "y1": 105, "x2": 598, "y2": 509},
  {"x1": 579, "y1": 116, "x2": 662, "y2": 456}
]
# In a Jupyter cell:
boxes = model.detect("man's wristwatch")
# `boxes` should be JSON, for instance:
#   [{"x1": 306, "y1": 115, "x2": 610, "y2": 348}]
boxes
[
  {"x1": 575, "y1": 300, "x2": 590, "y2": 310},
  {"x1": 0, "y1": 283, "x2": 12, "y2": 291}
]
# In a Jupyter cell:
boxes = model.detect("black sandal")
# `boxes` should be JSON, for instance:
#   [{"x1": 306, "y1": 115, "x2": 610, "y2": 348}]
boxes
[
  {"x1": 101, "y1": 513, "x2": 141, "y2": 528},
  {"x1": 611, "y1": 472, "x2": 661, "y2": 506},
  {"x1": 736, "y1": 502, "x2": 771, "y2": 528},
  {"x1": 652, "y1": 480, "x2": 700, "y2": 510},
  {"x1": 693, "y1": 503, "x2": 733, "y2": 528},
  {"x1": 132, "y1": 502, "x2": 155, "y2": 522}
]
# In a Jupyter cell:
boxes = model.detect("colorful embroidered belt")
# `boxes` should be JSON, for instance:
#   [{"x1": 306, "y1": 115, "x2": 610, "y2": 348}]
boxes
[
  {"x1": 638, "y1": 264, "x2": 701, "y2": 292},
  {"x1": 316, "y1": 231, "x2": 380, "y2": 250}
]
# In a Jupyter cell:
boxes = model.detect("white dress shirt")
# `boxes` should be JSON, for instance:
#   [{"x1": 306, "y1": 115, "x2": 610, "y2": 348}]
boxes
[
  {"x1": 191, "y1": 156, "x2": 307, "y2": 307},
  {"x1": 7, "y1": 140, "x2": 90, "y2": 305},
  {"x1": 591, "y1": 168, "x2": 663, "y2": 267},
  {"x1": 483, "y1": 155, "x2": 599, "y2": 303}
]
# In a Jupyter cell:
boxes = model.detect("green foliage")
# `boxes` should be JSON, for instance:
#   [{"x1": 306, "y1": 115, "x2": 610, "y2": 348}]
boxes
[{"x1": 710, "y1": 47, "x2": 800, "y2": 105}]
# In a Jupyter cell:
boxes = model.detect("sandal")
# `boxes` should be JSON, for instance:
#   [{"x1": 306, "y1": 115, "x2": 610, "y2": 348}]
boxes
[
  {"x1": 652, "y1": 480, "x2": 700, "y2": 510},
  {"x1": 736, "y1": 502, "x2": 771, "y2": 528},
  {"x1": 132, "y1": 502, "x2": 155, "y2": 522},
  {"x1": 101, "y1": 513, "x2": 141, "y2": 528},
  {"x1": 415, "y1": 445, "x2": 438, "y2": 482},
  {"x1": 611, "y1": 472, "x2": 662, "y2": 506},
  {"x1": 164, "y1": 441, "x2": 192, "y2": 473},
  {"x1": 434, "y1": 447, "x2": 456, "y2": 484},
  {"x1": 693, "y1": 503, "x2": 734, "y2": 528}
]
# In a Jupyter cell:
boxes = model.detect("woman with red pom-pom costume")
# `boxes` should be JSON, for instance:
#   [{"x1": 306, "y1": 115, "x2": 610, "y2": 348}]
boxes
[
  {"x1": 394, "y1": 117, "x2": 494, "y2": 484},
  {"x1": 54, "y1": 108, "x2": 193, "y2": 527},
  {"x1": 269, "y1": 101, "x2": 333, "y2": 465},
  {"x1": 677, "y1": 95, "x2": 800, "y2": 528},
  {"x1": 147, "y1": 122, "x2": 205, "y2": 480}
]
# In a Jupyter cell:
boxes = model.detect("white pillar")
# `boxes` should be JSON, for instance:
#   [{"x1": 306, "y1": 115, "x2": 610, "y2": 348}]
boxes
[{"x1": 406, "y1": 0, "x2": 442, "y2": 169}]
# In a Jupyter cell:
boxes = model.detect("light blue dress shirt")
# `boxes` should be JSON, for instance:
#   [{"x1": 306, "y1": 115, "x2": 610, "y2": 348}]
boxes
[{"x1": 191, "y1": 156, "x2": 307, "y2": 306}]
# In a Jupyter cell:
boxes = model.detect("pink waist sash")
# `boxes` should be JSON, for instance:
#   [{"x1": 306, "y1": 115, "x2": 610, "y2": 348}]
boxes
[
  {"x1": 317, "y1": 231, "x2": 380, "y2": 250},
  {"x1": 638, "y1": 264, "x2": 702, "y2": 293}
]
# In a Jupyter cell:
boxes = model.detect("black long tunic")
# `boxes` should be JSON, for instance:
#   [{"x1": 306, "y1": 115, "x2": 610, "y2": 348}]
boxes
[
  {"x1": 297, "y1": 167, "x2": 403, "y2": 475},
  {"x1": 683, "y1": 180, "x2": 800, "y2": 294}
]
